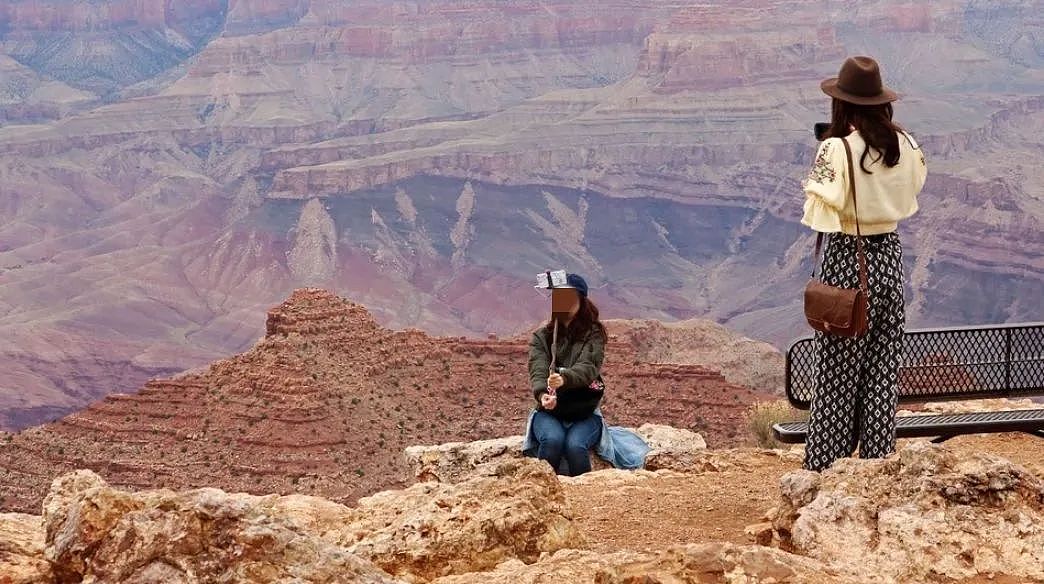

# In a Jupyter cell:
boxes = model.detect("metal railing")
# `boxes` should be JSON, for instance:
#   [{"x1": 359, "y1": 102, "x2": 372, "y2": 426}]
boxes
[{"x1": 785, "y1": 322, "x2": 1044, "y2": 410}]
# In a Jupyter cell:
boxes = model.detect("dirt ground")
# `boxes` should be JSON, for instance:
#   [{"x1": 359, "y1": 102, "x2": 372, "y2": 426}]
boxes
[
  {"x1": 568, "y1": 452, "x2": 796, "y2": 552},
  {"x1": 566, "y1": 432, "x2": 1044, "y2": 581}
]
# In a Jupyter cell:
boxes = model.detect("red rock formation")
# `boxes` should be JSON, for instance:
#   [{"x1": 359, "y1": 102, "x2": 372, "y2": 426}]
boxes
[{"x1": 0, "y1": 289, "x2": 772, "y2": 515}]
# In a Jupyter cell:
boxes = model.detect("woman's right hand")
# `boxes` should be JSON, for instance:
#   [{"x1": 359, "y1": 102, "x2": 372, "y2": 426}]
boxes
[
  {"x1": 547, "y1": 373, "x2": 565, "y2": 390},
  {"x1": 540, "y1": 393, "x2": 557, "y2": 410}
]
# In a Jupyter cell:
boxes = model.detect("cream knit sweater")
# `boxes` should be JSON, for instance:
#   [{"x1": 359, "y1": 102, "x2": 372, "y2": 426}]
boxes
[{"x1": 801, "y1": 130, "x2": 927, "y2": 235}]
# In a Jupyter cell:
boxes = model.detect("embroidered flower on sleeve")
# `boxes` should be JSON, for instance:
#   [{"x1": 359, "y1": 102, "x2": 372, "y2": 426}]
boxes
[
  {"x1": 920, "y1": 153, "x2": 926, "y2": 166},
  {"x1": 809, "y1": 142, "x2": 836, "y2": 183}
]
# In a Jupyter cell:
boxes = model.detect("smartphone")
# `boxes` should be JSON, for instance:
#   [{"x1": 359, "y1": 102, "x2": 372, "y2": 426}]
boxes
[
  {"x1": 535, "y1": 270, "x2": 568, "y2": 289},
  {"x1": 814, "y1": 122, "x2": 830, "y2": 141}
]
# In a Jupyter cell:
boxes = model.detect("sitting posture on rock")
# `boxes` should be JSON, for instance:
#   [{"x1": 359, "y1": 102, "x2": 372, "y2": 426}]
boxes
[{"x1": 524, "y1": 271, "x2": 646, "y2": 476}]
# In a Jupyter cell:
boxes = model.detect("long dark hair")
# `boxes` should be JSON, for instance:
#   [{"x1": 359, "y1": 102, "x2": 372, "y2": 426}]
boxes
[
  {"x1": 543, "y1": 296, "x2": 607, "y2": 345},
  {"x1": 825, "y1": 98, "x2": 905, "y2": 174}
]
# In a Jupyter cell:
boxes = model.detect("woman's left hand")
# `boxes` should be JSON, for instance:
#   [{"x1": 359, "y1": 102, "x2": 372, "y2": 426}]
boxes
[{"x1": 547, "y1": 373, "x2": 565, "y2": 390}]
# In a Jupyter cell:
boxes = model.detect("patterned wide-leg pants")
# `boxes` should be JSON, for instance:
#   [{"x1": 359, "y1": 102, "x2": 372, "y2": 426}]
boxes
[{"x1": 804, "y1": 232, "x2": 906, "y2": 472}]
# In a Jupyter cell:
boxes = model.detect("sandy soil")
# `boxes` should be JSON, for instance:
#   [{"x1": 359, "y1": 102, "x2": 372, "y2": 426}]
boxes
[{"x1": 566, "y1": 432, "x2": 1044, "y2": 582}]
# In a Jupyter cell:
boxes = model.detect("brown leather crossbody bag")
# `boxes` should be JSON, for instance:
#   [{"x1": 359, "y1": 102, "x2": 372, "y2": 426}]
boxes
[{"x1": 803, "y1": 137, "x2": 869, "y2": 337}]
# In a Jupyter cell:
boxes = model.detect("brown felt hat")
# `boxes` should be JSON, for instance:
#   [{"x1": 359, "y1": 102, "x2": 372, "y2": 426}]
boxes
[{"x1": 820, "y1": 56, "x2": 898, "y2": 105}]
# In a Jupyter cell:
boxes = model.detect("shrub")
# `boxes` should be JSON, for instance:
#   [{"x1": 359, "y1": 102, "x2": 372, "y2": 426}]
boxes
[{"x1": 746, "y1": 400, "x2": 808, "y2": 449}]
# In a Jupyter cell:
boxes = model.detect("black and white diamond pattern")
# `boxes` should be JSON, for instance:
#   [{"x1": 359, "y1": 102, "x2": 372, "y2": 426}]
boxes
[{"x1": 804, "y1": 232, "x2": 906, "y2": 472}]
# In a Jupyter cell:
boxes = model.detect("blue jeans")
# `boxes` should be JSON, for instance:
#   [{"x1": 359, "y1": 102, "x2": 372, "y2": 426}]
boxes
[{"x1": 531, "y1": 411, "x2": 602, "y2": 476}]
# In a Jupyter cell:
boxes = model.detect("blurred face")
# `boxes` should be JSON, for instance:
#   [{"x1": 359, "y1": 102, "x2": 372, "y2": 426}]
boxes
[{"x1": 551, "y1": 288, "x2": 581, "y2": 321}]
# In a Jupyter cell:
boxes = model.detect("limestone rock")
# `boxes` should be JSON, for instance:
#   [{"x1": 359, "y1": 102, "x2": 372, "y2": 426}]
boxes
[
  {"x1": 560, "y1": 468, "x2": 684, "y2": 488},
  {"x1": 38, "y1": 460, "x2": 578, "y2": 583},
  {"x1": 645, "y1": 446, "x2": 801, "y2": 475},
  {"x1": 404, "y1": 424, "x2": 708, "y2": 484},
  {"x1": 337, "y1": 458, "x2": 582, "y2": 581},
  {"x1": 744, "y1": 521, "x2": 775, "y2": 546},
  {"x1": 431, "y1": 543, "x2": 859, "y2": 584},
  {"x1": 43, "y1": 469, "x2": 144, "y2": 582},
  {"x1": 404, "y1": 436, "x2": 527, "y2": 483},
  {"x1": 641, "y1": 423, "x2": 717, "y2": 472},
  {"x1": 42, "y1": 471, "x2": 399, "y2": 584},
  {"x1": 772, "y1": 442, "x2": 1044, "y2": 583},
  {"x1": 0, "y1": 513, "x2": 51, "y2": 584},
  {"x1": 637, "y1": 422, "x2": 708, "y2": 452}
]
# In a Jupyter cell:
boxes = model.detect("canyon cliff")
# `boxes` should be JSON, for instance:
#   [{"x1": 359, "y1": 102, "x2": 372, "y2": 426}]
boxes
[{"x1": 0, "y1": 0, "x2": 1041, "y2": 428}]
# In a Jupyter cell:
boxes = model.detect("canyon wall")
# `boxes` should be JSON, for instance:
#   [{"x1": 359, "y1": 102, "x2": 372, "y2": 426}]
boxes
[{"x1": 0, "y1": 0, "x2": 1040, "y2": 428}]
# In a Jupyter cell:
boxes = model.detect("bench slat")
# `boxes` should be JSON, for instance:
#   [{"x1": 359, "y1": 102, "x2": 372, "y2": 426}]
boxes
[{"x1": 772, "y1": 409, "x2": 1044, "y2": 444}]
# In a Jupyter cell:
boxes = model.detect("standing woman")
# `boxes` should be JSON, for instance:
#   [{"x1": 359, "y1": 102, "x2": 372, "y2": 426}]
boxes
[
  {"x1": 524, "y1": 272, "x2": 608, "y2": 476},
  {"x1": 800, "y1": 56, "x2": 927, "y2": 472}
]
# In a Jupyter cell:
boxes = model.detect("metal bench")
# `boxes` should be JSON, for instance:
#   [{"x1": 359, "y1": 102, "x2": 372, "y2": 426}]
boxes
[{"x1": 773, "y1": 322, "x2": 1044, "y2": 444}]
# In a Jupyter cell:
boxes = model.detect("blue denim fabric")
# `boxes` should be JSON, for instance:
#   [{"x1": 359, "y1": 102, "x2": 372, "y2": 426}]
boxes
[{"x1": 530, "y1": 410, "x2": 602, "y2": 476}]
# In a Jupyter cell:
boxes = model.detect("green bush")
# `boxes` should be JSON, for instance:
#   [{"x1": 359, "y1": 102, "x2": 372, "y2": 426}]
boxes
[{"x1": 747, "y1": 400, "x2": 808, "y2": 449}]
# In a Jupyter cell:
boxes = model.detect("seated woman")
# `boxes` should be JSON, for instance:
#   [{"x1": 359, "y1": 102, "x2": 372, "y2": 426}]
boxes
[{"x1": 523, "y1": 271, "x2": 647, "y2": 476}]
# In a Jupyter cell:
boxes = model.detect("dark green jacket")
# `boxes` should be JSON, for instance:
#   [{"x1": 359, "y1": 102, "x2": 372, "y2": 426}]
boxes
[{"x1": 528, "y1": 326, "x2": 605, "y2": 421}]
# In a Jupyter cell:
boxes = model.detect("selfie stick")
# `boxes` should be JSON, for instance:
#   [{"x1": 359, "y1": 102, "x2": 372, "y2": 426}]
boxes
[{"x1": 548, "y1": 318, "x2": 558, "y2": 397}]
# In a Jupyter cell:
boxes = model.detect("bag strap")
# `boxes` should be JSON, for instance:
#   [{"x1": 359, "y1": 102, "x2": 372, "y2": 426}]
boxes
[{"x1": 810, "y1": 137, "x2": 868, "y2": 295}]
